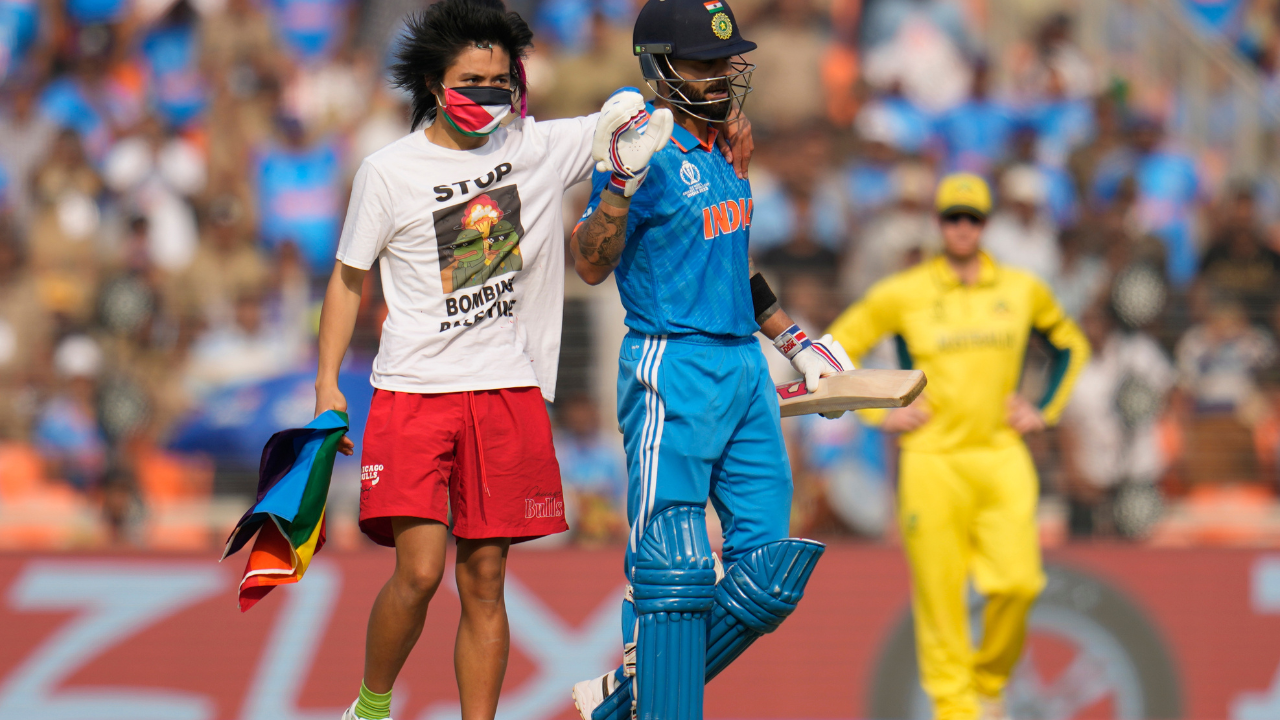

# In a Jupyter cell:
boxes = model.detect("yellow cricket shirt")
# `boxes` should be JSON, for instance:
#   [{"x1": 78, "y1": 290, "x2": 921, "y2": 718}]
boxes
[{"x1": 827, "y1": 253, "x2": 1090, "y2": 453}]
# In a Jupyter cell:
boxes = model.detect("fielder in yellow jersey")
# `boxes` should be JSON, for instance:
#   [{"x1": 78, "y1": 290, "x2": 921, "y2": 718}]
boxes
[{"x1": 827, "y1": 174, "x2": 1089, "y2": 720}]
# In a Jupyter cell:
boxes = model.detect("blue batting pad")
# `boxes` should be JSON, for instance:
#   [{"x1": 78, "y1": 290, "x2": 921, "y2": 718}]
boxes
[
  {"x1": 591, "y1": 538, "x2": 826, "y2": 720},
  {"x1": 632, "y1": 505, "x2": 715, "y2": 720},
  {"x1": 706, "y1": 538, "x2": 825, "y2": 680}
]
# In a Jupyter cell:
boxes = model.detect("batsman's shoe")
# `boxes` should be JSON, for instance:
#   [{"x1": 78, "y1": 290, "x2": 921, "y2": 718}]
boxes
[
  {"x1": 572, "y1": 671, "x2": 626, "y2": 720},
  {"x1": 340, "y1": 701, "x2": 392, "y2": 720}
]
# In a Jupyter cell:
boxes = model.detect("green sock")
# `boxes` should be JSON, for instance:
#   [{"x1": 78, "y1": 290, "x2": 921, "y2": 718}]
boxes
[{"x1": 354, "y1": 681, "x2": 392, "y2": 720}]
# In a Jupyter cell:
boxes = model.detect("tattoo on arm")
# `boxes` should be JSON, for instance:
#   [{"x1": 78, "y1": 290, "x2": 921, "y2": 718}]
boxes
[{"x1": 577, "y1": 207, "x2": 628, "y2": 268}]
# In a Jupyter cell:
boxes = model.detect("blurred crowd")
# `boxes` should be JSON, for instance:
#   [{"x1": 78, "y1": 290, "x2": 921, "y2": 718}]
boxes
[{"x1": 4, "y1": 0, "x2": 1280, "y2": 549}]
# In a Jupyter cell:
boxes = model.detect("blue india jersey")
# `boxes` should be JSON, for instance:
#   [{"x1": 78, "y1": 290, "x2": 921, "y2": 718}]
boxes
[{"x1": 580, "y1": 105, "x2": 756, "y2": 338}]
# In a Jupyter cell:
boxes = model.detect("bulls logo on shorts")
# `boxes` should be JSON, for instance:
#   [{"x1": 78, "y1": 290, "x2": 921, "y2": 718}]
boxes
[{"x1": 361, "y1": 464, "x2": 384, "y2": 500}]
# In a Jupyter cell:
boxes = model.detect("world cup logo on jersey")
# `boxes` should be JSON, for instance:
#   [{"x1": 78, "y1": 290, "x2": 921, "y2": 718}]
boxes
[
  {"x1": 680, "y1": 161, "x2": 700, "y2": 186},
  {"x1": 680, "y1": 160, "x2": 709, "y2": 198}
]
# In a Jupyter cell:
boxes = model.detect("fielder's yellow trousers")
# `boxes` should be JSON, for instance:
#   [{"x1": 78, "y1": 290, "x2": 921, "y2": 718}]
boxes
[{"x1": 898, "y1": 443, "x2": 1046, "y2": 720}]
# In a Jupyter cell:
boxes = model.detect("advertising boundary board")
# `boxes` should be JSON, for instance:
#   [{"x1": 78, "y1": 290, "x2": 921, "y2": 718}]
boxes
[{"x1": 1, "y1": 546, "x2": 1279, "y2": 719}]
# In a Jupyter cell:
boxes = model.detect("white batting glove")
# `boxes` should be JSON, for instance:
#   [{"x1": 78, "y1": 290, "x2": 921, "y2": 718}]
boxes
[
  {"x1": 592, "y1": 90, "x2": 674, "y2": 197},
  {"x1": 774, "y1": 324, "x2": 843, "y2": 393},
  {"x1": 811, "y1": 334, "x2": 854, "y2": 418},
  {"x1": 813, "y1": 334, "x2": 853, "y2": 372}
]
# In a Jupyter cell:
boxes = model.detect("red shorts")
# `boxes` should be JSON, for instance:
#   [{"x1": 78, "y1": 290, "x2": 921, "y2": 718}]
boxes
[{"x1": 358, "y1": 386, "x2": 567, "y2": 546}]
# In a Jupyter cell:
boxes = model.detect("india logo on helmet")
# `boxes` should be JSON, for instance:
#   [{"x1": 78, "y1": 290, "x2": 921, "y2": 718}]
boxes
[{"x1": 711, "y1": 12, "x2": 733, "y2": 39}]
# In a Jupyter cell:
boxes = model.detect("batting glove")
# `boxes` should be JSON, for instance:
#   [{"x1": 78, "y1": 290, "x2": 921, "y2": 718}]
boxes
[
  {"x1": 812, "y1": 334, "x2": 854, "y2": 418},
  {"x1": 592, "y1": 90, "x2": 674, "y2": 197},
  {"x1": 774, "y1": 324, "x2": 843, "y2": 394},
  {"x1": 814, "y1": 334, "x2": 853, "y2": 372}
]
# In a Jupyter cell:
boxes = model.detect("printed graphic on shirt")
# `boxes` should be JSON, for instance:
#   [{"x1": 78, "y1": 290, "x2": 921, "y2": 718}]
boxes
[{"x1": 435, "y1": 185, "x2": 525, "y2": 294}]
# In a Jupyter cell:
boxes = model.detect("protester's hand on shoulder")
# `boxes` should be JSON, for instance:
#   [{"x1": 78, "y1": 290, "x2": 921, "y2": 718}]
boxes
[{"x1": 715, "y1": 108, "x2": 753, "y2": 179}]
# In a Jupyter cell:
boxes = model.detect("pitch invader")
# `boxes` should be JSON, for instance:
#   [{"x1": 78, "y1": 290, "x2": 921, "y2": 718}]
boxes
[
  {"x1": 313, "y1": 1, "x2": 676, "y2": 718},
  {"x1": 567, "y1": 0, "x2": 850, "y2": 717}
]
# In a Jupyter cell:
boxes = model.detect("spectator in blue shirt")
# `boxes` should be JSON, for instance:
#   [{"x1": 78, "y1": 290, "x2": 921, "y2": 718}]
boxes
[
  {"x1": 1093, "y1": 117, "x2": 1202, "y2": 286},
  {"x1": 270, "y1": 0, "x2": 351, "y2": 64},
  {"x1": 859, "y1": 0, "x2": 974, "y2": 56},
  {"x1": 38, "y1": 68, "x2": 112, "y2": 162},
  {"x1": 749, "y1": 125, "x2": 849, "y2": 254},
  {"x1": 0, "y1": 0, "x2": 40, "y2": 81},
  {"x1": 65, "y1": 0, "x2": 127, "y2": 25},
  {"x1": 933, "y1": 60, "x2": 1014, "y2": 176},
  {"x1": 553, "y1": 395, "x2": 628, "y2": 543},
  {"x1": 1181, "y1": 0, "x2": 1247, "y2": 39},
  {"x1": 794, "y1": 411, "x2": 892, "y2": 538},
  {"x1": 865, "y1": 82, "x2": 933, "y2": 156},
  {"x1": 536, "y1": 0, "x2": 631, "y2": 53},
  {"x1": 253, "y1": 116, "x2": 342, "y2": 275},
  {"x1": 1002, "y1": 123, "x2": 1079, "y2": 229},
  {"x1": 36, "y1": 335, "x2": 109, "y2": 490},
  {"x1": 1029, "y1": 67, "x2": 1095, "y2": 167},
  {"x1": 141, "y1": 1, "x2": 207, "y2": 129},
  {"x1": 845, "y1": 102, "x2": 906, "y2": 224}
]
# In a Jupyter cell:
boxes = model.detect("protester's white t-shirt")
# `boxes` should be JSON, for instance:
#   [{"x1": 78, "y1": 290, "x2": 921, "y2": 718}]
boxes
[{"x1": 336, "y1": 115, "x2": 597, "y2": 401}]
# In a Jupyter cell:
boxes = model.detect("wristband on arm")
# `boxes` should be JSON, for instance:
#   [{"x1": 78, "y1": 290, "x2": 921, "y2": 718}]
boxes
[
  {"x1": 600, "y1": 187, "x2": 631, "y2": 208},
  {"x1": 773, "y1": 323, "x2": 811, "y2": 359},
  {"x1": 750, "y1": 272, "x2": 779, "y2": 325}
]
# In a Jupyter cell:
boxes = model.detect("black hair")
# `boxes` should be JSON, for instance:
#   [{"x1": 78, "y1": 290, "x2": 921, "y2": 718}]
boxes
[{"x1": 390, "y1": 0, "x2": 533, "y2": 130}]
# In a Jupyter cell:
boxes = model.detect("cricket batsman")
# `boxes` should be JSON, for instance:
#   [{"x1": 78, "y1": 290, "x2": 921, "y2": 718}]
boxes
[
  {"x1": 827, "y1": 174, "x2": 1090, "y2": 720},
  {"x1": 565, "y1": 1, "x2": 845, "y2": 717}
]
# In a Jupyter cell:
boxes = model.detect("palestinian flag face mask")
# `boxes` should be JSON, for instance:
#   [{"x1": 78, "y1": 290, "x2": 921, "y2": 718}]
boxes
[{"x1": 439, "y1": 86, "x2": 515, "y2": 136}]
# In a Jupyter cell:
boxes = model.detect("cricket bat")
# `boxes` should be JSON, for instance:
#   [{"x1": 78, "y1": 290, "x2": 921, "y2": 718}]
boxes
[{"x1": 776, "y1": 369, "x2": 926, "y2": 418}]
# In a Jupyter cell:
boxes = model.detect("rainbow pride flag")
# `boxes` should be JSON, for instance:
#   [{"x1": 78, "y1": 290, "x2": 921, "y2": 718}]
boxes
[{"x1": 221, "y1": 410, "x2": 349, "y2": 612}]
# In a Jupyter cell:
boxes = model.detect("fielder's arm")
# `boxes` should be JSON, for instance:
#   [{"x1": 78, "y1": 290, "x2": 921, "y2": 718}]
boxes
[
  {"x1": 1028, "y1": 279, "x2": 1091, "y2": 425},
  {"x1": 825, "y1": 280, "x2": 906, "y2": 425},
  {"x1": 826, "y1": 280, "x2": 901, "y2": 361}
]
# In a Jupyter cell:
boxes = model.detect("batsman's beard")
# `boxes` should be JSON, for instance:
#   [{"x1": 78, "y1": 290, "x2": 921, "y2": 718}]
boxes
[{"x1": 677, "y1": 81, "x2": 732, "y2": 121}]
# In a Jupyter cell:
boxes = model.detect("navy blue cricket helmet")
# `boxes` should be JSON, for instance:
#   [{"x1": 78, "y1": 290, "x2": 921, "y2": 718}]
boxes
[{"x1": 631, "y1": 0, "x2": 756, "y2": 121}]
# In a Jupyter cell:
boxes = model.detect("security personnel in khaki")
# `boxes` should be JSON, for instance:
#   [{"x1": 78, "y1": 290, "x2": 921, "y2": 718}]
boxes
[{"x1": 827, "y1": 174, "x2": 1089, "y2": 720}]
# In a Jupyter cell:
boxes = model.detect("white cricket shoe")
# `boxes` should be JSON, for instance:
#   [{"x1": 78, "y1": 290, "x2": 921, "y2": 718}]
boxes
[
  {"x1": 572, "y1": 671, "x2": 622, "y2": 720},
  {"x1": 341, "y1": 700, "x2": 392, "y2": 720},
  {"x1": 979, "y1": 695, "x2": 1010, "y2": 720}
]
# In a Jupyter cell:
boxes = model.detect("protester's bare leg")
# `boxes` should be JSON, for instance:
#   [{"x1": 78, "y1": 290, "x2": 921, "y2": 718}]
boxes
[
  {"x1": 363, "y1": 518, "x2": 449, "y2": 693},
  {"x1": 454, "y1": 537, "x2": 512, "y2": 720}
]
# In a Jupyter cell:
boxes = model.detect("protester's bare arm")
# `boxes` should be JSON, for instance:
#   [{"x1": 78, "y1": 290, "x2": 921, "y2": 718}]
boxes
[{"x1": 315, "y1": 261, "x2": 367, "y2": 455}]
